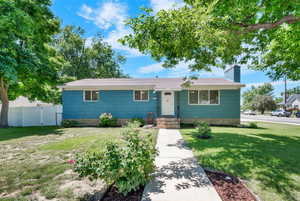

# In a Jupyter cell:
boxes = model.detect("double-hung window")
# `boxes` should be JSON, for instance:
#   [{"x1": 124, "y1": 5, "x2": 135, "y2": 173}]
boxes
[
  {"x1": 84, "y1": 90, "x2": 99, "y2": 102},
  {"x1": 189, "y1": 90, "x2": 219, "y2": 105},
  {"x1": 134, "y1": 90, "x2": 149, "y2": 101}
]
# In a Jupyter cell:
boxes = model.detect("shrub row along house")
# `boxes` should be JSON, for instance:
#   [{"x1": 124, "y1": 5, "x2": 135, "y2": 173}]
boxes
[{"x1": 59, "y1": 65, "x2": 245, "y2": 128}]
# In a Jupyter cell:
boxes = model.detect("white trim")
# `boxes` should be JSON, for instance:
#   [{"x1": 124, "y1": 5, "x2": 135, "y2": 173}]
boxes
[
  {"x1": 59, "y1": 84, "x2": 244, "y2": 91},
  {"x1": 59, "y1": 85, "x2": 155, "y2": 90},
  {"x1": 83, "y1": 90, "x2": 99, "y2": 102},
  {"x1": 133, "y1": 90, "x2": 149, "y2": 102},
  {"x1": 188, "y1": 90, "x2": 220, "y2": 105}
]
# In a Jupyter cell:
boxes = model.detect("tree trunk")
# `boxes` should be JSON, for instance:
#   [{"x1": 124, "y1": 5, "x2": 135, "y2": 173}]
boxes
[
  {"x1": 0, "y1": 78, "x2": 9, "y2": 128},
  {"x1": 261, "y1": 109, "x2": 265, "y2": 115}
]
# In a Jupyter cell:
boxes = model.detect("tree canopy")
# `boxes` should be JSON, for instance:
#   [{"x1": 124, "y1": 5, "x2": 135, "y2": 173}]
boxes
[
  {"x1": 242, "y1": 83, "x2": 274, "y2": 110},
  {"x1": 121, "y1": 0, "x2": 300, "y2": 80},
  {"x1": 281, "y1": 86, "x2": 300, "y2": 97},
  {"x1": 54, "y1": 26, "x2": 128, "y2": 80},
  {"x1": 0, "y1": 0, "x2": 61, "y2": 127},
  {"x1": 251, "y1": 95, "x2": 277, "y2": 114}
]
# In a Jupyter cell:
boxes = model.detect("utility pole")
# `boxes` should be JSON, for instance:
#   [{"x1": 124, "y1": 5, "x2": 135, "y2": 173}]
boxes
[{"x1": 284, "y1": 75, "x2": 287, "y2": 110}]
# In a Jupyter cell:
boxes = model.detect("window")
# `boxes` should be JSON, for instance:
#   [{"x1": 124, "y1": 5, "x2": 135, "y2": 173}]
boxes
[
  {"x1": 84, "y1": 90, "x2": 99, "y2": 102},
  {"x1": 188, "y1": 90, "x2": 219, "y2": 105},
  {"x1": 210, "y1": 90, "x2": 219, "y2": 104},
  {"x1": 134, "y1": 90, "x2": 149, "y2": 101},
  {"x1": 199, "y1": 90, "x2": 209, "y2": 104},
  {"x1": 189, "y1": 90, "x2": 198, "y2": 104}
]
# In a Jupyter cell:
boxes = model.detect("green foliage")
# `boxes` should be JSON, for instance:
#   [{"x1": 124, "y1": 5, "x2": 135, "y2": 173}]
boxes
[
  {"x1": 194, "y1": 121, "x2": 212, "y2": 139},
  {"x1": 61, "y1": 120, "x2": 78, "y2": 128},
  {"x1": 0, "y1": 0, "x2": 62, "y2": 127},
  {"x1": 251, "y1": 95, "x2": 277, "y2": 114},
  {"x1": 242, "y1": 83, "x2": 274, "y2": 110},
  {"x1": 281, "y1": 86, "x2": 300, "y2": 98},
  {"x1": 129, "y1": 118, "x2": 145, "y2": 127},
  {"x1": 54, "y1": 26, "x2": 128, "y2": 79},
  {"x1": 248, "y1": 122, "x2": 258, "y2": 129},
  {"x1": 74, "y1": 123, "x2": 157, "y2": 195},
  {"x1": 121, "y1": 1, "x2": 300, "y2": 80},
  {"x1": 99, "y1": 113, "x2": 118, "y2": 127}
]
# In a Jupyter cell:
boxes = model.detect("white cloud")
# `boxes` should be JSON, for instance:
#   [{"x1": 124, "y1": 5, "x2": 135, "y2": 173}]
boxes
[
  {"x1": 77, "y1": 2, "x2": 142, "y2": 57},
  {"x1": 78, "y1": 2, "x2": 127, "y2": 30},
  {"x1": 104, "y1": 26, "x2": 143, "y2": 57},
  {"x1": 138, "y1": 61, "x2": 257, "y2": 78},
  {"x1": 150, "y1": 0, "x2": 184, "y2": 13},
  {"x1": 138, "y1": 63, "x2": 164, "y2": 74}
]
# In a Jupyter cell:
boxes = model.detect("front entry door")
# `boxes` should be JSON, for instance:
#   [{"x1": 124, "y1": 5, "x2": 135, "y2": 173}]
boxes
[{"x1": 161, "y1": 91, "x2": 175, "y2": 116}]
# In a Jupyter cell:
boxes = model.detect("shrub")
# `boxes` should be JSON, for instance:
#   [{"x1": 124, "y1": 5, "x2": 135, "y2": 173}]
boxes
[
  {"x1": 99, "y1": 113, "x2": 118, "y2": 127},
  {"x1": 194, "y1": 121, "x2": 212, "y2": 139},
  {"x1": 61, "y1": 120, "x2": 78, "y2": 128},
  {"x1": 248, "y1": 122, "x2": 258, "y2": 129},
  {"x1": 74, "y1": 122, "x2": 157, "y2": 195},
  {"x1": 129, "y1": 118, "x2": 145, "y2": 127}
]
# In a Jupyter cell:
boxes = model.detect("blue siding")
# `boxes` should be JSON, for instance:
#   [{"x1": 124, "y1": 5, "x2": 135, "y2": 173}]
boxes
[
  {"x1": 63, "y1": 90, "x2": 158, "y2": 119},
  {"x1": 63, "y1": 89, "x2": 240, "y2": 120},
  {"x1": 179, "y1": 90, "x2": 240, "y2": 119}
]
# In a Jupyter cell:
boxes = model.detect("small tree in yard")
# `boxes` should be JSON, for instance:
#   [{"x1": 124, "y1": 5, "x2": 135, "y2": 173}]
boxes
[
  {"x1": 0, "y1": 0, "x2": 61, "y2": 127},
  {"x1": 74, "y1": 122, "x2": 157, "y2": 195},
  {"x1": 251, "y1": 95, "x2": 277, "y2": 114}
]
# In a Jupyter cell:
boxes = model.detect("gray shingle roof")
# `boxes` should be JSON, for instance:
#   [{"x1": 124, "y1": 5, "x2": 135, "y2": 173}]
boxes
[
  {"x1": 60, "y1": 78, "x2": 244, "y2": 90},
  {"x1": 286, "y1": 94, "x2": 300, "y2": 104}
]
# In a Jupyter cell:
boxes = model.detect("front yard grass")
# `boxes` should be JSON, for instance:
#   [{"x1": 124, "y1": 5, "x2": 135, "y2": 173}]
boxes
[
  {"x1": 0, "y1": 126, "x2": 157, "y2": 201},
  {"x1": 181, "y1": 122, "x2": 300, "y2": 201}
]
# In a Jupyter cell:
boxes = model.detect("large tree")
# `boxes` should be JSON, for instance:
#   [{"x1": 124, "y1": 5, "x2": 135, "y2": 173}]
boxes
[
  {"x1": 242, "y1": 83, "x2": 274, "y2": 110},
  {"x1": 54, "y1": 26, "x2": 128, "y2": 79},
  {"x1": 121, "y1": 0, "x2": 300, "y2": 80},
  {"x1": 0, "y1": 0, "x2": 61, "y2": 127},
  {"x1": 251, "y1": 95, "x2": 277, "y2": 114}
]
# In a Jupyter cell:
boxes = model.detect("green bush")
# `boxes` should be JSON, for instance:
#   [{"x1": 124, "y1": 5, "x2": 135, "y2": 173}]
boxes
[
  {"x1": 61, "y1": 120, "x2": 78, "y2": 128},
  {"x1": 194, "y1": 121, "x2": 212, "y2": 139},
  {"x1": 99, "y1": 113, "x2": 118, "y2": 127},
  {"x1": 129, "y1": 118, "x2": 145, "y2": 127},
  {"x1": 74, "y1": 122, "x2": 157, "y2": 195},
  {"x1": 248, "y1": 122, "x2": 258, "y2": 129}
]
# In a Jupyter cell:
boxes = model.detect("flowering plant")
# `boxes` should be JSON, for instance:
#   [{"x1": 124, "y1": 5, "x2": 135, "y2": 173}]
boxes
[{"x1": 99, "y1": 113, "x2": 117, "y2": 127}]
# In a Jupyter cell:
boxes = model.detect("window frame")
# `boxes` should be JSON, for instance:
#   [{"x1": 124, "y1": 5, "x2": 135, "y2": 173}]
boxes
[
  {"x1": 83, "y1": 90, "x2": 99, "y2": 102},
  {"x1": 133, "y1": 90, "x2": 149, "y2": 102},
  {"x1": 188, "y1": 90, "x2": 220, "y2": 105}
]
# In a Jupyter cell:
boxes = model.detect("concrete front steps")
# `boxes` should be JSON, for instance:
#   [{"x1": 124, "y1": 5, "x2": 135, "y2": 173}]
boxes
[{"x1": 157, "y1": 117, "x2": 180, "y2": 129}]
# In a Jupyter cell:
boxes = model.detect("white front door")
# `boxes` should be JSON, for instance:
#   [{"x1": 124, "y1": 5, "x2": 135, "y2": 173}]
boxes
[{"x1": 161, "y1": 91, "x2": 175, "y2": 116}]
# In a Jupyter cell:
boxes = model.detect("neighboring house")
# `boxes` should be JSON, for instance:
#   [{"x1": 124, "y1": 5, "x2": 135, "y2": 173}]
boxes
[
  {"x1": 59, "y1": 65, "x2": 245, "y2": 127},
  {"x1": 281, "y1": 94, "x2": 300, "y2": 110}
]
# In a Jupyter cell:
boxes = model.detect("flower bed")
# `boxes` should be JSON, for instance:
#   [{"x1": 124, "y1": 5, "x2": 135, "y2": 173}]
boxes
[
  {"x1": 205, "y1": 169, "x2": 258, "y2": 201},
  {"x1": 101, "y1": 186, "x2": 144, "y2": 201}
]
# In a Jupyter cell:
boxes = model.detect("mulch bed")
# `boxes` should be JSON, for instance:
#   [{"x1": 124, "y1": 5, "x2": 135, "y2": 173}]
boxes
[
  {"x1": 101, "y1": 186, "x2": 144, "y2": 201},
  {"x1": 205, "y1": 169, "x2": 258, "y2": 201}
]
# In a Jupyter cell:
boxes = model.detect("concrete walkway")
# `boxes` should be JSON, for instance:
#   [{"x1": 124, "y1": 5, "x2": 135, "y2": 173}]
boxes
[{"x1": 142, "y1": 129, "x2": 222, "y2": 201}]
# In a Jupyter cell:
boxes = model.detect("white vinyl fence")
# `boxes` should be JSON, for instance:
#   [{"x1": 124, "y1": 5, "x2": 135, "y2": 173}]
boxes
[{"x1": 1, "y1": 105, "x2": 62, "y2": 127}]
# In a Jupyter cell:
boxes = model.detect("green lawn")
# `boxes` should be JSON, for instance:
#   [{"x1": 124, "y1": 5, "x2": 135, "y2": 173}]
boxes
[
  {"x1": 0, "y1": 126, "x2": 157, "y2": 201},
  {"x1": 181, "y1": 122, "x2": 300, "y2": 201}
]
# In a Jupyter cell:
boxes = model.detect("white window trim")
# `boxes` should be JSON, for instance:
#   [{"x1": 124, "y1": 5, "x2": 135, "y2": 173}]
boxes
[
  {"x1": 188, "y1": 90, "x2": 220, "y2": 105},
  {"x1": 133, "y1": 90, "x2": 149, "y2": 102},
  {"x1": 83, "y1": 90, "x2": 99, "y2": 102}
]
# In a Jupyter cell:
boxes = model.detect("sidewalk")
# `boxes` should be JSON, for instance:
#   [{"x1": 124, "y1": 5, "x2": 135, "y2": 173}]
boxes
[{"x1": 142, "y1": 129, "x2": 222, "y2": 201}]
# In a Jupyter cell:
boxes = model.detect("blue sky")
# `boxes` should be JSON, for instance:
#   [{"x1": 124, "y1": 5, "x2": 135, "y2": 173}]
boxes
[{"x1": 51, "y1": 0, "x2": 299, "y2": 97}]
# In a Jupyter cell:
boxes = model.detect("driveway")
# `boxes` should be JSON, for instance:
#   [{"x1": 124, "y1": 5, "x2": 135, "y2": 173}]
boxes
[{"x1": 241, "y1": 114, "x2": 300, "y2": 125}]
